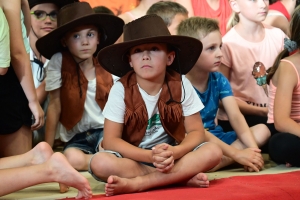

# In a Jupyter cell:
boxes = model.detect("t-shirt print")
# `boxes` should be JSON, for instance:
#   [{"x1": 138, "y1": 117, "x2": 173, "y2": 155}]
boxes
[
  {"x1": 252, "y1": 61, "x2": 268, "y2": 97},
  {"x1": 146, "y1": 114, "x2": 161, "y2": 136}
]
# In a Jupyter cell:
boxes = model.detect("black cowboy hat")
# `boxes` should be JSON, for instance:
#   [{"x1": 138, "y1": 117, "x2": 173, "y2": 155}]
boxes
[
  {"x1": 36, "y1": 2, "x2": 124, "y2": 60},
  {"x1": 97, "y1": 14, "x2": 202, "y2": 77}
]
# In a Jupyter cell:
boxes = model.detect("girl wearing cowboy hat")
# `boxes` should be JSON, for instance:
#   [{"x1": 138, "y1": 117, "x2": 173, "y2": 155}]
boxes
[
  {"x1": 89, "y1": 14, "x2": 222, "y2": 196},
  {"x1": 36, "y1": 2, "x2": 123, "y2": 174}
]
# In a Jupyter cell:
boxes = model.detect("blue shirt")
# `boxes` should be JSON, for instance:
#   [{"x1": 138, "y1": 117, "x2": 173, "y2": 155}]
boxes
[{"x1": 194, "y1": 72, "x2": 232, "y2": 130}]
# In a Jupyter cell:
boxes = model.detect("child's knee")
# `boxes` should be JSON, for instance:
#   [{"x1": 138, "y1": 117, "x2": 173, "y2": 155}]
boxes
[
  {"x1": 90, "y1": 153, "x2": 118, "y2": 178},
  {"x1": 199, "y1": 143, "x2": 223, "y2": 162},
  {"x1": 64, "y1": 149, "x2": 87, "y2": 169},
  {"x1": 251, "y1": 124, "x2": 271, "y2": 146}
]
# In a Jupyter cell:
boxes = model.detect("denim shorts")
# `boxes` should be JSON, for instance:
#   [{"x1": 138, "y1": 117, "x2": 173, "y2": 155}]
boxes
[
  {"x1": 88, "y1": 142, "x2": 208, "y2": 181},
  {"x1": 64, "y1": 128, "x2": 103, "y2": 154}
]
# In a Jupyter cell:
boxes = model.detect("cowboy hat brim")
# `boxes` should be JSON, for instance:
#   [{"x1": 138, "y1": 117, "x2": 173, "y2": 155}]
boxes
[
  {"x1": 36, "y1": 14, "x2": 124, "y2": 60},
  {"x1": 97, "y1": 35, "x2": 202, "y2": 77}
]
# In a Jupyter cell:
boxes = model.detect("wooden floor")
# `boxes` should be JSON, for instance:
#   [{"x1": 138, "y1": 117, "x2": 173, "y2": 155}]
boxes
[{"x1": 1, "y1": 154, "x2": 299, "y2": 200}]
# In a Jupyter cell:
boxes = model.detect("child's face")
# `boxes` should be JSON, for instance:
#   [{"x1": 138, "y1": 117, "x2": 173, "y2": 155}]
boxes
[
  {"x1": 30, "y1": 3, "x2": 58, "y2": 38},
  {"x1": 62, "y1": 25, "x2": 99, "y2": 62},
  {"x1": 168, "y1": 14, "x2": 188, "y2": 35},
  {"x1": 194, "y1": 30, "x2": 222, "y2": 72},
  {"x1": 231, "y1": 0, "x2": 269, "y2": 22},
  {"x1": 129, "y1": 43, "x2": 175, "y2": 81}
]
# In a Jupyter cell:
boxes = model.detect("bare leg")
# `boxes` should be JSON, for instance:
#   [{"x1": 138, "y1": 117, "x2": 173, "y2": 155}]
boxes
[
  {"x1": 0, "y1": 152, "x2": 92, "y2": 198},
  {"x1": 64, "y1": 148, "x2": 93, "y2": 171},
  {"x1": 0, "y1": 126, "x2": 32, "y2": 157},
  {"x1": 100, "y1": 143, "x2": 222, "y2": 196},
  {"x1": 91, "y1": 153, "x2": 156, "y2": 180},
  {"x1": 249, "y1": 124, "x2": 270, "y2": 147},
  {"x1": 0, "y1": 142, "x2": 53, "y2": 169}
]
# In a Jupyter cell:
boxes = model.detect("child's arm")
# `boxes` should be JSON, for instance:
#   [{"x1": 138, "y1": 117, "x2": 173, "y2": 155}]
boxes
[
  {"x1": 36, "y1": 80, "x2": 48, "y2": 105},
  {"x1": 219, "y1": 63, "x2": 268, "y2": 117},
  {"x1": 273, "y1": 61, "x2": 300, "y2": 136},
  {"x1": 205, "y1": 130, "x2": 263, "y2": 172},
  {"x1": 45, "y1": 89, "x2": 61, "y2": 147},
  {"x1": 223, "y1": 96, "x2": 259, "y2": 148},
  {"x1": 169, "y1": 113, "x2": 205, "y2": 160},
  {"x1": 235, "y1": 99, "x2": 268, "y2": 117},
  {"x1": 102, "y1": 119, "x2": 153, "y2": 163},
  {"x1": 20, "y1": 0, "x2": 30, "y2": 37},
  {"x1": 2, "y1": 0, "x2": 43, "y2": 130}
]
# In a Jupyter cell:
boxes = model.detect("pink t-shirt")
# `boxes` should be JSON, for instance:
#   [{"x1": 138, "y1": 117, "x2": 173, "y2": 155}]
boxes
[
  {"x1": 192, "y1": 0, "x2": 232, "y2": 36},
  {"x1": 268, "y1": 59, "x2": 300, "y2": 123},
  {"x1": 218, "y1": 24, "x2": 285, "y2": 120}
]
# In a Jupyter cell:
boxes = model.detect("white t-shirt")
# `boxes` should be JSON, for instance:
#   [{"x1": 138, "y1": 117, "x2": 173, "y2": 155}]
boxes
[
  {"x1": 30, "y1": 48, "x2": 48, "y2": 88},
  {"x1": 103, "y1": 75, "x2": 204, "y2": 149},
  {"x1": 45, "y1": 52, "x2": 118, "y2": 142}
]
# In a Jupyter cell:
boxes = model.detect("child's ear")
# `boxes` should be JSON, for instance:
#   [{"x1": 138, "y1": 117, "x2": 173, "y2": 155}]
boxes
[
  {"x1": 128, "y1": 56, "x2": 133, "y2": 68},
  {"x1": 230, "y1": 0, "x2": 240, "y2": 13},
  {"x1": 166, "y1": 51, "x2": 175, "y2": 66},
  {"x1": 61, "y1": 38, "x2": 67, "y2": 47}
]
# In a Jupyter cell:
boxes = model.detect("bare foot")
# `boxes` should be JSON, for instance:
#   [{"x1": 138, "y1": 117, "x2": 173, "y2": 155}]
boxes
[
  {"x1": 29, "y1": 142, "x2": 53, "y2": 166},
  {"x1": 47, "y1": 152, "x2": 92, "y2": 199},
  {"x1": 105, "y1": 175, "x2": 141, "y2": 196},
  {"x1": 59, "y1": 183, "x2": 69, "y2": 193},
  {"x1": 208, "y1": 155, "x2": 233, "y2": 172},
  {"x1": 286, "y1": 163, "x2": 292, "y2": 167},
  {"x1": 186, "y1": 173, "x2": 209, "y2": 188}
]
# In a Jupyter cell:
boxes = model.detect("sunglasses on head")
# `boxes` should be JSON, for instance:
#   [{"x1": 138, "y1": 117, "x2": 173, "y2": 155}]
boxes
[{"x1": 30, "y1": 10, "x2": 58, "y2": 21}]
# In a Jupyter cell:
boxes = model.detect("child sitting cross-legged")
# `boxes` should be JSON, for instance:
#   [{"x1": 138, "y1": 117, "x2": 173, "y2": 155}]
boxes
[
  {"x1": 36, "y1": 2, "x2": 124, "y2": 192},
  {"x1": 89, "y1": 14, "x2": 223, "y2": 196},
  {"x1": 177, "y1": 17, "x2": 270, "y2": 171}
]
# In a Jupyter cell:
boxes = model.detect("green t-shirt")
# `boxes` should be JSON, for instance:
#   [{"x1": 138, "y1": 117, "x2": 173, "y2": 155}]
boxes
[{"x1": 0, "y1": 8, "x2": 10, "y2": 68}]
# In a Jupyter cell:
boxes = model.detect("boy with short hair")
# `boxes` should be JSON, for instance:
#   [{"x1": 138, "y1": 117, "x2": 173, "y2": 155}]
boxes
[
  {"x1": 146, "y1": 1, "x2": 188, "y2": 35},
  {"x1": 89, "y1": 14, "x2": 223, "y2": 196},
  {"x1": 177, "y1": 17, "x2": 270, "y2": 171},
  {"x1": 36, "y1": 2, "x2": 123, "y2": 173}
]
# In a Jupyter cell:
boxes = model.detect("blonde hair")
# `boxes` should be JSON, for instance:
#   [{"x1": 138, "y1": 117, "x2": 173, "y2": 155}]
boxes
[
  {"x1": 226, "y1": 12, "x2": 239, "y2": 32},
  {"x1": 177, "y1": 17, "x2": 220, "y2": 40},
  {"x1": 146, "y1": 1, "x2": 188, "y2": 27}
]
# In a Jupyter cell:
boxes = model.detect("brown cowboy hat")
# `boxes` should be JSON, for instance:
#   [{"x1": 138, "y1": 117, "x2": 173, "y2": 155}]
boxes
[
  {"x1": 97, "y1": 14, "x2": 202, "y2": 77},
  {"x1": 36, "y1": 2, "x2": 124, "y2": 60},
  {"x1": 28, "y1": 0, "x2": 79, "y2": 9}
]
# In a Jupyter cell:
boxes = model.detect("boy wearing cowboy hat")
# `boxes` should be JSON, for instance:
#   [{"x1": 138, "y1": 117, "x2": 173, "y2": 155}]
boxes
[
  {"x1": 89, "y1": 14, "x2": 222, "y2": 196},
  {"x1": 28, "y1": 0, "x2": 79, "y2": 146},
  {"x1": 36, "y1": 2, "x2": 124, "y2": 173}
]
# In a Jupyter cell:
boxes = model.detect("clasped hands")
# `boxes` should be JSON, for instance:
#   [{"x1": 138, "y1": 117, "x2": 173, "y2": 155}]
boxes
[
  {"x1": 233, "y1": 148, "x2": 264, "y2": 172},
  {"x1": 151, "y1": 143, "x2": 175, "y2": 173}
]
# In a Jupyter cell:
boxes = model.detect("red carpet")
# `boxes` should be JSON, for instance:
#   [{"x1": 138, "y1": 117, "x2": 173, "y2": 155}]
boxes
[{"x1": 64, "y1": 171, "x2": 300, "y2": 200}]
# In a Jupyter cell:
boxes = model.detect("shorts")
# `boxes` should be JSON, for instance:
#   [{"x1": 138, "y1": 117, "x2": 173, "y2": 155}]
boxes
[
  {"x1": 209, "y1": 125, "x2": 237, "y2": 145},
  {"x1": 0, "y1": 66, "x2": 31, "y2": 134},
  {"x1": 88, "y1": 142, "x2": 208, "y2": 182},
  {"x1": 63, "y1": 128, "x2": 103, "y2": 154}
]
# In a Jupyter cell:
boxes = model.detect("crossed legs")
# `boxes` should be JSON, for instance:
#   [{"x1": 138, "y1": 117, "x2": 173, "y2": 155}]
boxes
[{"x1": 90, "y1": 142, "x2": 222, "y2": 196}]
